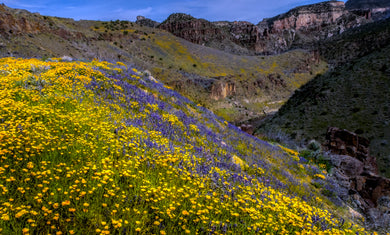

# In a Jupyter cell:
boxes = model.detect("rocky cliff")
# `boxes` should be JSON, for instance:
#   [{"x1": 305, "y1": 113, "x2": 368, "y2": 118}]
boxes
[
  {"x1": 159, "y1": 13, "x2": 225, "y2": 45},
  {"x1": 158, "y1": 13, "x2": 253, "y2": 54},
  {"x1": 135, "y1": 15, "x2": 159, "y2": 28},
  {"x1": 0, "y1": 4, "x2": 44, "y2": 35},
  {"x1": 157, "y1": 1, "x2": 378, "y2": 55},
  {"x1": 266, "y1": 1, "x2": 345, "y2": 32}
]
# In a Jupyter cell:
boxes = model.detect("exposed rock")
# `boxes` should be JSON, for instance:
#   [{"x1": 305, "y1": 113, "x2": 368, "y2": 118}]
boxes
[
  {"x1": 210, "y1": 80, "x2": 236, "y2": 100},
  {"x1": 330, "y1": 154, "x2": 364, "y2": 177},
  {"x1": 135, "y1": 16, "x2": 159, "y2": 28},
  {"x1": 239, "y1": 124, "x2": 254, "y2": 135},
  {"x1": 266, "y1": 1, "x2": 345, "y2": 32},
  {"x1": 326, "y1": 127, "x2": 390, "y2": 230},
  {"x1": 0, "y1": 5, "x2": 42, "y2": 35},
  {"x1": 326, "y1": 127, "x2": 377, "y2": 172},
  {"x1": 0, "y1": 4, "x2": 86, "y2": 41},
  {"x1": 159, "y1": 13, "x2": 225, "y2": 46}
]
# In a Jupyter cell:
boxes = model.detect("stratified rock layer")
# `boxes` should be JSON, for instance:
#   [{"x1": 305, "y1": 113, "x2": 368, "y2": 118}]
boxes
[{"x1": 158, "y1": 1, "x2": 376, "y2": 54}]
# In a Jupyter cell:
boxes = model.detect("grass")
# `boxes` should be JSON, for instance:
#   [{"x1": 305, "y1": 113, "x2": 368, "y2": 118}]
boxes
[{"x1": 0, "y1": 57, "x2": 366, "y2": 234}]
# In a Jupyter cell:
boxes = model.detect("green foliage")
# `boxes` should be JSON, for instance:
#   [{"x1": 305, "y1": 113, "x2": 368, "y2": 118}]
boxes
[
  {"x1": 299, "y1": 141, "x2": 332, "y2": 172},
  {"x1": 259, "y1": 43, "x2": 390, "y2": 177}
]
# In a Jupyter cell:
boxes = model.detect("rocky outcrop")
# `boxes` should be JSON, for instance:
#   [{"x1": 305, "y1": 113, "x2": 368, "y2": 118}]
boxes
[
  {"x1": 0, "y1": 4, "x2": 43, "y2": 35},
  {"x1": 0, "y1": 4, "x2": 86, "y2": 41},
  {"x1": 255, "y1": 1, "x2": 372, "y2": 53},
  {"x1": 210, "y1": 80, "x2": 236, "y2": 100},
  {"x1": 266, "y1": 1, "x2": 346, "y2": 32},
  {"x1": 136, "y1": 16, "x2": 159, "y2": 28},
  {"x1": 326, "y1": 127, "x2": 377, "y2": 172},
  {"x1": 159, "y1": 13, "x2": 226, "y2": 46},
  {"x1": 239, "y1": 124, "x2": 254, "y2": 135},
  {"x1": 326, "y1": 127, "x2": 390, "y2": 230}
]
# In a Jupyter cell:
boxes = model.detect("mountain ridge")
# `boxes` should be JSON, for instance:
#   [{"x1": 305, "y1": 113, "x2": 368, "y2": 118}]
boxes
[{"x1": 154, "y1": 0, "x2": 390, "y2": 55}]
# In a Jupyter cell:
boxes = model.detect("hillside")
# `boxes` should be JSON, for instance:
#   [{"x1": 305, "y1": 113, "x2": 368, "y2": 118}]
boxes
[
  {"x1": 318, "y1": 17, "x2": 390, "y2": 66},
  {"x1": 0, "y1": 57, "x2": 367, "y2": 234},
  {"x1": 0, "y1": 4, "x2": 327, "y2": 125},
  {"x1": 256, "y1": 39, "x2": 390, "y2": 178}
]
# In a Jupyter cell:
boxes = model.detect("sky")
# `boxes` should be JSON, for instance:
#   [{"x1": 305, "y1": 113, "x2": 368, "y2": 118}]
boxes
[{"x1": 1, "y1": 0, "x2": 347, "y2": 23}]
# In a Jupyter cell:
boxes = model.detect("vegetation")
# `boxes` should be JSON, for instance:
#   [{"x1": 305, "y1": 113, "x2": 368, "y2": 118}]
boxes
[
  {"x1": 257, "y1": 43, "x2": 390, "y2": 177},
  {"x1": 0, "y1": 4, "x2": 327, "y2": 125},
  {"x1": 0, "y1": 57, "x2": 365, "y2": 234}
]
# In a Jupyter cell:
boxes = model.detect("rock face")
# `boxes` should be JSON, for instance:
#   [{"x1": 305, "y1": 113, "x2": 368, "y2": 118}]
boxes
[
  {"x1": 210, "y1": 80, "x2": 236, "y2": 100},
  {"x1": 157, "y1": 1, "x2": 376, "y2": 54},
  {"x1": 346, "y1": 0, "x2": 390, "y2": 20},
  {"x1": 266, "y1": 1, "x2": 345, "y2": 32},
  {"x1": 326, "y1": 127, "x2": 390, "y2": 230},
  {"x1": 0, "y1": 4, "x2": 42, "y2": 35},
  {"x1": 0, "y1": 4, "x2": 86, "y2": 41},
  {"x1": 326, "y1": 127, "x2": 376, "y2": 171},
  {"x1": 135, "y1": 16, "x2": 159, "y2": 28},
  {"x1": 159, "y1": 13, "x2": 224, "y2": 45}
]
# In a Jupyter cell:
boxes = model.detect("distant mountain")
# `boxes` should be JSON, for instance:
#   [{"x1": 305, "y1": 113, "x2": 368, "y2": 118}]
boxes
[
  {"x1": 256, "y1": 18, "x2": 390, "y2": 178},
  {"x1": 157, "y1": 1, "x2": 377, "y2": 55}
]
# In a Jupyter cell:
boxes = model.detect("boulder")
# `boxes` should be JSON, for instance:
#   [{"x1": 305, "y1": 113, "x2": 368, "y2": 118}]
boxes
[
  {"x1": 330, "y1": 154, "x2": 364, "y2": 177},
  {"x1": 326, "y1": 127, "x2": 377, "y2": 172}
]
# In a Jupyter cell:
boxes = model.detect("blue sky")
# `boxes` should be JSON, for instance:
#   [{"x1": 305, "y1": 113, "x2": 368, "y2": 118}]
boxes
[{"x1": 2, "y1": 0, "x2": 347, "y2": 23}]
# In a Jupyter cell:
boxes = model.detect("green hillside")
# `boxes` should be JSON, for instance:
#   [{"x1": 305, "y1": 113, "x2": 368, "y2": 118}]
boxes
[{"x1": 256, "y1": 43, "x2": 390, "y2": 177}]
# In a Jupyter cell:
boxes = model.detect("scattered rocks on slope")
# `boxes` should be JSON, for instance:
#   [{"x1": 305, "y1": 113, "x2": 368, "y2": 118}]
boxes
[{"x1": 325, "y1": 127, "x2": 390, "y2": 230}]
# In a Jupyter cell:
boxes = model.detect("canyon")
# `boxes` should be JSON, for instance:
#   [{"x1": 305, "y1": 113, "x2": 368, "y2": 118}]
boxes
[{"x1": 152, "y1": 0, "x2": 389, "y2": 55}]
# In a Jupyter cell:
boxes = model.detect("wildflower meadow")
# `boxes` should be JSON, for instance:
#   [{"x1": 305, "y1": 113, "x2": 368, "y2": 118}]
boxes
[{"x1": 0, "y1": 57, "x2": 366, "y2": 234}]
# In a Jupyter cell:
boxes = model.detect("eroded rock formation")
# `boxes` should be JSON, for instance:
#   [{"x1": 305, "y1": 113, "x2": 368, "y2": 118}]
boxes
[
  {"x1": 159, "y1": 13, "x2": 225, "y2": 46},
  {"x1": 326, "y1": 127, "x2": 390, "y2": 229},
  {"x1": 136, "y1": 16, "x2": 159, "y2": 28},
  {"x1": 210, "y1": 80, "x2": 236, "y2": 100}
]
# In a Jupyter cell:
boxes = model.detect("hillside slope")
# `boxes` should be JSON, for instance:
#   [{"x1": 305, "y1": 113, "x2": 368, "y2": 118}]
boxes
[
  {"x1": 0, "y1": 4, "x2": 327, "y2": 124},
  {"x1": 0, "y1": 57, "x2": 366, "y2": 234},
  {"x1": 256, "y1": 41, "x2": 390, "y2": 177}
]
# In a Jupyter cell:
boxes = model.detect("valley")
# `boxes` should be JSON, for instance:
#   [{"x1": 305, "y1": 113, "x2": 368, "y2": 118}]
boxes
[{"x1": 0, "y1": 0, "x2": 390, "y2": 233}]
